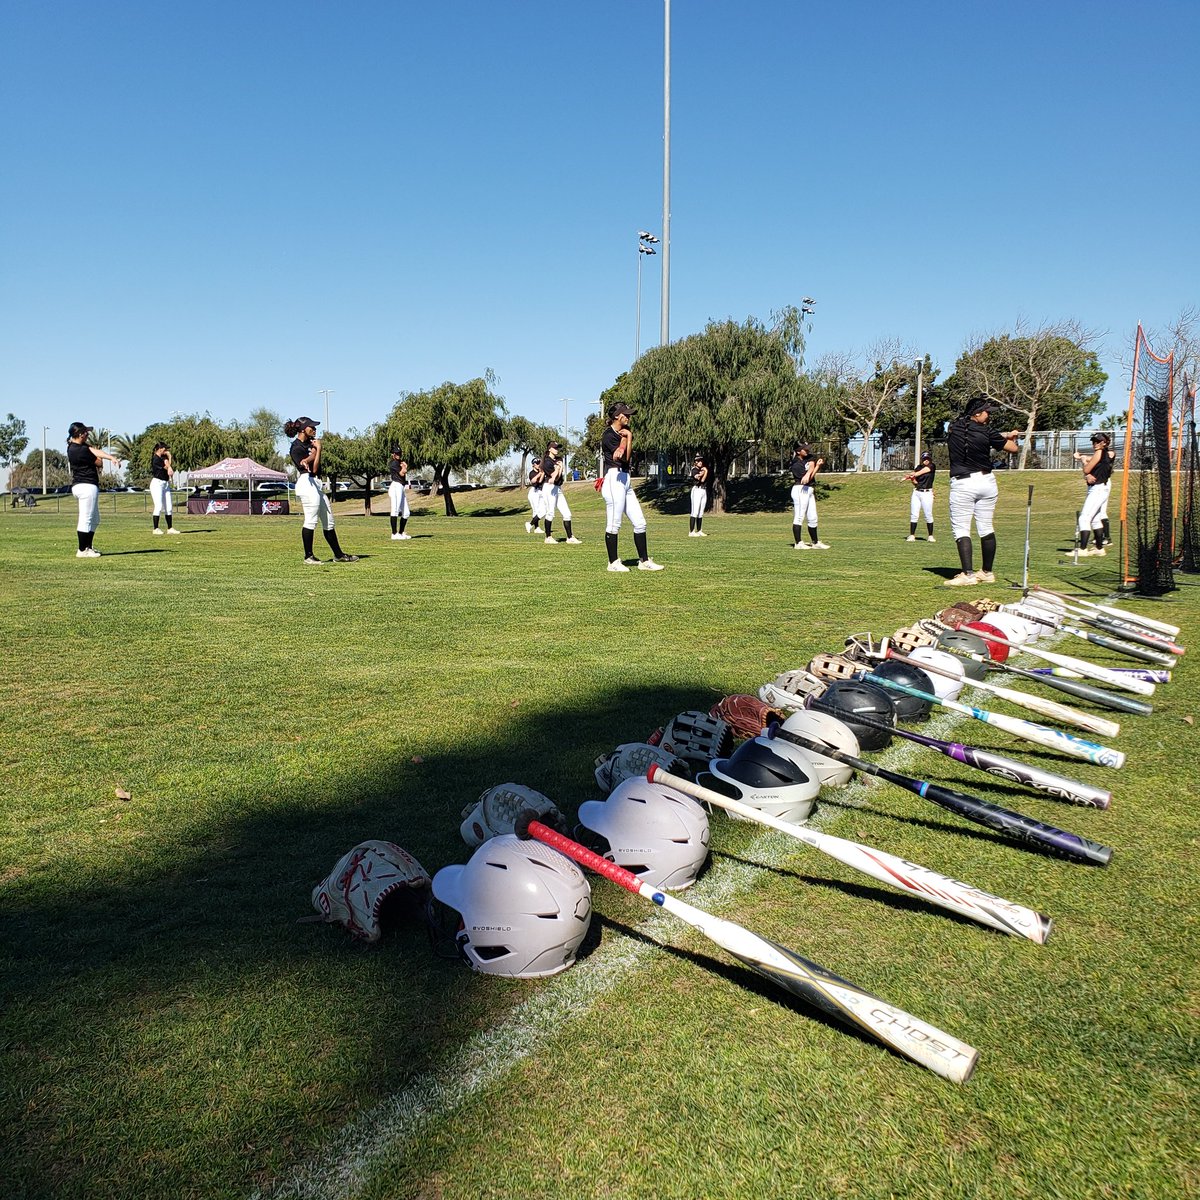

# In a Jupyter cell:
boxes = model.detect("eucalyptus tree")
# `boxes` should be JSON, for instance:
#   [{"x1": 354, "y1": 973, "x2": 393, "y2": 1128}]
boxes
[{"x1": 383, "y1": 375, "x2": 507, "y2": 516}]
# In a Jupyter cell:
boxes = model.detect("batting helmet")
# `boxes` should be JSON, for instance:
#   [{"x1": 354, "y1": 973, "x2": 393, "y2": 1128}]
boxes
[{"x1": 810, "y1": 680, "x2": 896, "y2": 750}]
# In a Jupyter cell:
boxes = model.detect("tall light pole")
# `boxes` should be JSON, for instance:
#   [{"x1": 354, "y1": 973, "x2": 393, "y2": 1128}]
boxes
[
  {"x1": 318, "y1": 389, "x2": 333, "y2": 431},
  {"x1": 914, "y1": 358, "x2": 924, "y2": 468},
  {"x1": 636, "y1": 232, "x2": 658, "y2": 359},
  {"x1": 42, "y1": 426, "x2": 49, "y2": 495},
  {"x1": 660, "y1": 0, "x2": 671, "y2": 346}
]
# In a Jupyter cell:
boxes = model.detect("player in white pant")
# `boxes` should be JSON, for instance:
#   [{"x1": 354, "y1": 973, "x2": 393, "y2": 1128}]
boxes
[
  {"x1": 66, "y1": 421, "x2": 120, "y2": 557},
  {"x1": 149, "y1": 441, "x2": 178, "y2": 535},
  {"x1": 904, "y1": 450, "x2": 936, "y2": 541},
  {"x1": 688, "y1": 454, "x2": 709, "y2": 536},
  {"x1": 539, "y1": 440, "x2": 580, "y2": 544},
  {"x1": 524, "y1": 457, "x2": 545, "y2": 533},
  {"x1": 285, "y1": 416, "x2": 359, "y2": 565},
  {"x1": 1073, "y1": 432, "x2": 1114, "y2": 555},
  {"x1": 601, "y1": 401, "x2": 663, "y2": 571},
  {"x1": 945, "y1": 399, "x2": 1021, "y2": 585},
  {"x1": 387, "y1": 446, "x2": 412, "y2": 540},
  {"x1": 788, "y1": 444, "x2": 827, "y2": 548}
]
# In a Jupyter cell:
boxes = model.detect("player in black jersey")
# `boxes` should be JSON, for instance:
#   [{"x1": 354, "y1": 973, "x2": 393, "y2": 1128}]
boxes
[
  {"x1": 903, "y1": 450, "x2": 936, "y2": 541},
  {"x1": 149, "y1": 441, "x2": 178, "y2": 535},
  {"x1": 66, "y1": 422, "x2": 122, "y2": 557},
  {"x1": 1073, "y1": 432, "x2": 1113, "y2": 556},
  {"x1": 600, "y1": 402, "x2": 663, "y2": 571},
  {"x1": 387, "y1": 447, "x2": 412, "y2": 540},
  {"x1": 284, "y1": 416, "x2": 359, "y2": 564}
]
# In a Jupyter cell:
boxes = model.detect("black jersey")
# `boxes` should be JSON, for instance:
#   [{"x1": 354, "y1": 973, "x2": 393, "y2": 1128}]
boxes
[
  {"x1": 151, "y1": 452, "x2": 170, "y2": 481},
  {"x1": 602, "y1": 425, "x2": 627, "y2": 472},
  {"x1": 913, "y1": 463, "x2": 936, "y2": 491},
  {"x1": 543, "y1": 455, "x2": 564, "y2": 486},
  {"x1": 290, "y1": 438, "x2": 315, "y2": 475},
  {"x1": 948, "y1": 419, "x2": 1008, "y2": 476},
  {"x1": 789, "y1": 455, "x2": 816, "y2": 486},
  {"x1": 1089, "y1": 450, "x2": 1114, "y2": 486},
  {"x1": 389, "y1": 459, "x2": 407, "y2": 484},
  {"x1": 68, "y1": 442, "x2": 99, "y2": 486}
]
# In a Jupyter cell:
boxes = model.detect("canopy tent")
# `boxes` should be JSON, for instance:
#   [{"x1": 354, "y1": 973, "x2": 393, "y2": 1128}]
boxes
[
  {"x1": 185, "y1": 457, "x2": 291, "y2": 516},
  {"x1": 188, "y1": 457, "x2": 288, "y2": 482}
]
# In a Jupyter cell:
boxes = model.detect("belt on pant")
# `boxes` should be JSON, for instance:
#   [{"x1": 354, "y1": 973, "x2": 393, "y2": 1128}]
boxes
[{"x1": 951, "y1": 470, "x2": 992, "y2": 479}]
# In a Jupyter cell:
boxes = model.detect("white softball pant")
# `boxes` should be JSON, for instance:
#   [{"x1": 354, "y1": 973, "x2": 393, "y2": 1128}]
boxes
[
  {"x1": 602, "y1": 468, "x2": 646, "y2": 534},
  {"x1": 72, "y1": 483, "x2": 100, "y2": 532},
  {"x1": 791, "y1": 483, "x2": 817, "y2": 526},
  {"x1": 150, "y1": 477, "x2": 172, "y2": 516},
  {"x1": 1078, "y1": 482, "x2": 1110, "y2": 532},
  {"x1": 690, "y1": 486, "x2": 706, "y2": 519},
  {"x1": 909, "y1": 489, "x2": 934, "y2": 524},
  {"x1": 388, "y1": 481, "x2": 410, "y2": 519},
  {"x1": 527, "y1": 486, "x2": 544, "y2": 520},
  {"x1": 948, "y1": 473, "x2": 998, "y2": 539},
  {"x1": 542, "y1": 483, "x2": 572, "y2": 521},
  {"x1": 296, "y1": 474, "x2": 334, "y2": 531}
]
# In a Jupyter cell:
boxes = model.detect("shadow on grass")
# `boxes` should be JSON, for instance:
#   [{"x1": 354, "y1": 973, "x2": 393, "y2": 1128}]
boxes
[{"x1": 0, "y1": 683, "x2": 716, "y2": 1199}]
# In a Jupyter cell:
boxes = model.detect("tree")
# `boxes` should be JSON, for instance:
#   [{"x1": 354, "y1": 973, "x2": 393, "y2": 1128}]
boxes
[
  {"x1": 616, "y1": 307, "x2": 820, "y2": 512},
  {"x1": 0, "y1": 413, "x2": 29, "y2": 487},
  {"x1": 383, "y1": 375, "x2": 507, "y2": 516},
  {"x1": 506, "y1": 414, "x2": 561, "y2": 482},
  {"x1": 319, "y1": 427, "x2": 386, "y2": 513},
  {"x1": 827, "y1": 338, "x2": 920, "y2": 472},
  {"x1": 942, "y1": 321, "x2": 1107, "y2": 468},
  {"x1": 12, "y1": 448, "x2": 70, "y2": 491}
]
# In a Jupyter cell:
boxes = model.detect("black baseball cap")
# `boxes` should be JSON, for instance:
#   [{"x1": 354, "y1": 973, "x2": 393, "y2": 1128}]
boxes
[
  {"x1": 295, "y1": 416, "x2": 320, "y2": 428},
  {"x1": 547, "y1": 439, "x2": 562, "y2": 450},
  {"x1": 920, "y1": 450, "x2": 933, "y2": 460},
  {"x1": 608, "y1": 401, "x2": 635, "y2": 418},
  {"x1": 965, "y1": 398, "x2": 992, "y2": 417},
  {"x1": 794, "y1": 443, "x2": 811, "y2": 454},
  {"x1": 68, "y1": 421, "x2": 93, "y2": 438}
]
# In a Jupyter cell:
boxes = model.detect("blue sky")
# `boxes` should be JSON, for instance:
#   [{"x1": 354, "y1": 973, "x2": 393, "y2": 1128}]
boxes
[{"x1": 3, "y1": 0, "x2": 1197, "y2": 459}]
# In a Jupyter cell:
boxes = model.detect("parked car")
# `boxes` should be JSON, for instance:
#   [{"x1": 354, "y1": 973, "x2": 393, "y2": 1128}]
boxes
[{"x1": 255, "y1": 482, "x2": 290, "y2": 493}]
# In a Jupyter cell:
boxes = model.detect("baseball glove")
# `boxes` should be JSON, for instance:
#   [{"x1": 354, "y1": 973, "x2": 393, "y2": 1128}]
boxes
[
  {"x1": 892, "y1": 625, "x2": 939, "y2": 653},
  {"x1": 808, "y1": 653, "x2": 866, "y2": 682},
  {"x1": 311, "y1": 841, "x2": 431, "y2": 943},
  {"x1": 758, "y1": 669, "x2": 827, "y2": 710},
  {"x1": 709, "y1": 694, "x2": 786, "y2": 742},
  {"x1": 659, "y1": 710, "x2": 734, "y2": 766},
  {"x1": 460, "y1": 784, "x2": 567, "y2": 848},
  {"x1": 594, "y1": 743, "x2": 690, "y2": 794}
]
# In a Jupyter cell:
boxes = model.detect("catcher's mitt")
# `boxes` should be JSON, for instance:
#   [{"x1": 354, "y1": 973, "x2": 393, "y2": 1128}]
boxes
[
  {"x1": 934, "y1": 606, "x2": 974, "y2": 630},
  {"x1": 460, "y1": 784, "x2": 567, "y2": 848},
  {"x1": 594, "y1": 743, "x2": 689, "y2": 794},
  {"x1": 659, "y1": 710, "x2": 734, "y2": 766},
  {"x1": 311, "y1": 841, "x2": 431, "y2": 943},
  {"x1": 709, "y1": 694, "x2": 786, "y2": 742}
]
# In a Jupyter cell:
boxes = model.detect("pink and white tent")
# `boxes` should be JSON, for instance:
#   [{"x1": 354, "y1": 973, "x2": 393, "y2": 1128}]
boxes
[{"x1": 188, "y1": 457, "x2": 288, "y2": 483}]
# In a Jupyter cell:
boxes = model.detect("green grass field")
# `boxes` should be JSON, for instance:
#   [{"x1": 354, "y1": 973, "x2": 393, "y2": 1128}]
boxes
[{"x1": 2, "y1": 473, "x2": 1197, "y2": 1200}]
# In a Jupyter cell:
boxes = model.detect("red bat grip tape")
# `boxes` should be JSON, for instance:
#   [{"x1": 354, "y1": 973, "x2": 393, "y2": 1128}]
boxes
[{"x1": 525, "y1": 820, "x2": 646, "y2": 897}]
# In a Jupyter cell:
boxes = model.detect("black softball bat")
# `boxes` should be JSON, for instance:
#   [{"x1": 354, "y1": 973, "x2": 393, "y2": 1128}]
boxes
[
  {"x1": 787, "y1": 706, "x2": 1111, "y2": 809},
  {"x1": 766, "y1": 724, "x2": 1113, "y2": 867}
]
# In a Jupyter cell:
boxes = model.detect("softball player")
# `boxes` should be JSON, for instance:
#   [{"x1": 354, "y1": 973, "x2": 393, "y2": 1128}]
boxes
[
  {"x1": 387, "y1": 446, "x2": 412, "y2": 540},
  {"x1": 601, "y1": 401, "x2": 663, "y2": 572},
  {"x1": 66, "y1": 422, "x2": 120, "y2": 558},
  {"x1": 904, "y1": 450, "x2": 936, "y2": 541},
  {"x1": 149, "y1": 441, "x2": 178, "y2": 535},
  {"x1": 789, "y1": 444, "x2": 827, "y2": 548},
  {"x1": 945, "y1": 398, "x2": 1021, "y2": 585},
  {"x1": 284, "y1": 416, "x2": 359, "y2": 565},
  {"x1": 1073, "y1": 432, "x2": 1113, "y2": 555},
  {"x1": 540, "y1": 440, "x2": 580, "y2": 544},
  {"x1": 688, "y1": 455, "x2": 709, "y2": 536},
  {"x1": 525, "y1": 457, "x2": 544, "y2": 533}
]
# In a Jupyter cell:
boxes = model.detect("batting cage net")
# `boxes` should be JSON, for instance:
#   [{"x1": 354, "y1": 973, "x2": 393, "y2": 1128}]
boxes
[
  {"x1": 1119, "y1": 325, "x2": 1176, "y2": 594},
  {"x1": 1177, "y1": 375, "x2": 1199, "y2": 574}
]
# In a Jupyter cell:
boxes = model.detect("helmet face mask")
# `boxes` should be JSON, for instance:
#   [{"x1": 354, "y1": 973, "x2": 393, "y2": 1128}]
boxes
[
  {"x1": 431, "y1": 835, "x2": 592, "y2": 978},
  {"x1": 699, "y1": 737, "x2": 820, "y2": 824},
  {"x1": 577, "y1": 778, "x2": 710, "y2": 890}
]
